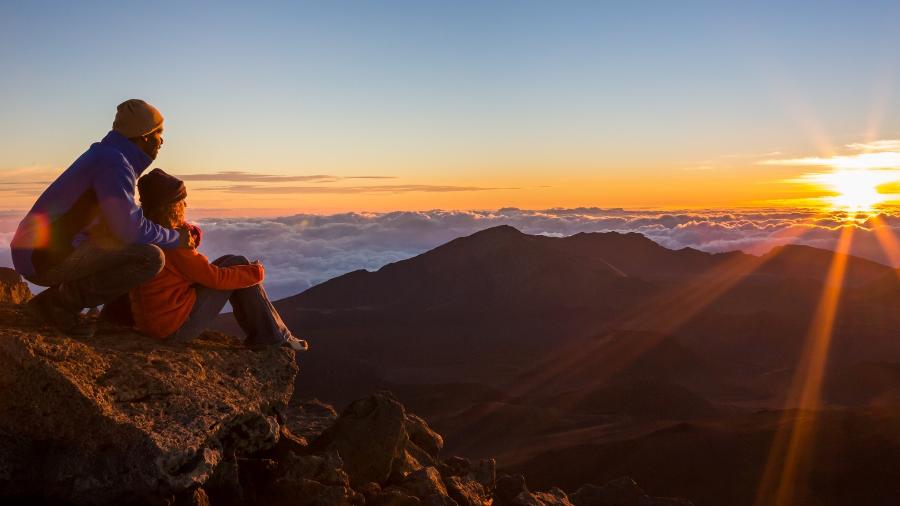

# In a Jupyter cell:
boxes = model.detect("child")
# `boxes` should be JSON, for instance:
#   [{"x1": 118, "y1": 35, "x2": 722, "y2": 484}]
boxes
[{"x1": 129, "y1": 168, "x2": 308, "y2": 351}]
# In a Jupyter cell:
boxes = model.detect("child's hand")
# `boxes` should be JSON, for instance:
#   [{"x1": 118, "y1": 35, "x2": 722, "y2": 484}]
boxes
[{"x1": 177, "y1": 227, "x2": 196, "y2": 249}]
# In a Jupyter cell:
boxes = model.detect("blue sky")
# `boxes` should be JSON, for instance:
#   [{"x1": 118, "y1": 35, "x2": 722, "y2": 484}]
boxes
[{"x1": 3, "y1": 1, "x2": 900, "y2": 211}]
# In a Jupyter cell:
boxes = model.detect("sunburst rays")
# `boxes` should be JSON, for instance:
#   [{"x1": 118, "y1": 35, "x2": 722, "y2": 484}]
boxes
[{"x1": 753, "y1": 225, "x2": 854, "y2": 506}]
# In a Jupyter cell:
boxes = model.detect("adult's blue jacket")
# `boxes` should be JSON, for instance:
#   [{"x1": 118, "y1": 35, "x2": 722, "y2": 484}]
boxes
[{"x1": 11, "y1": 131, "x2": 181, "y2": 278}]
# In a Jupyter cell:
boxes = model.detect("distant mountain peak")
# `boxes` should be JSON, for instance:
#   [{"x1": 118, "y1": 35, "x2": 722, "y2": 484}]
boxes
[{"x1": 470, "y1": 224, "x2": 524, "y2": 237}]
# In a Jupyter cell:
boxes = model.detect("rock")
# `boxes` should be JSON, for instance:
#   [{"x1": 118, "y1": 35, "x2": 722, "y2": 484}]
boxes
[
  {"x1": 570, "y1": 477, "x2": 693, "y2": 506},
  {"x1": 435, "y1": 457, "x2": 490, "y2": 506},
  {"x1": 359, "y1": 481, "x2": 384, "y2": 498},
  {"x1": 191, "y1": 487, "x2": 211, "y2": 506},
  {"x1": 474, "y1": 458, "x2": 496, "y2": 489},
  {"x1": 533, "y1": 488, "x2": 574, "y2": 506},
  {"x1": 406, "y1": 412, "x2": 444, "y2": 459},
  {"x1": 0, "y1": 268, "x2": 31, "y2": 304},
  {"x1": 285, "y1": 398, "x2": 339, "y2": 440},
  {"x1": 445, "y1": 475, "x2": 490, "y2": 506},
  {"x1": 495, "y1": 474, "x2": 575, "y2": 506},
  {"x1": 438, "y1": 456, "x2": 472, "y2": 478},
  {"x1": 310, "y1": 391, "x2": 440, "y2": 486},
  {"x1": 170, "y1": 487, "x2": 211, "y2": 506},
  {"x1": 259, "y1": 424, "x2": 308, "y2": 463},
  {"x1": 394, "y1": 466, "x2": 449, "y2": 498},
  {"x1": 495, "y1": 474, "x2": 530, "y2": 505},
  {"x1": 0, "y1": 310, "x2": 297, "y2": 505},
  {"x1": 263, "y1": 450, "x2": 362, "y2": 505}
]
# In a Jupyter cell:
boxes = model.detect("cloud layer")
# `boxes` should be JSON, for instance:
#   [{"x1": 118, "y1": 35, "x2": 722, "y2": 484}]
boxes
[
  {"x1": 189, "y1": 207, "x2": 900, "y2": 300},
  {"x1": 3, "y1": 207, "x2": 900, "y2": 301}
]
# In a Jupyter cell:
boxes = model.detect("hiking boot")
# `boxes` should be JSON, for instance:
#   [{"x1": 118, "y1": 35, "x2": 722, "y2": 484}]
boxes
[
  {"x1": 26, "y1": 287, "x2": 95, "y2": 338},
  {"x1": 283, "y1": 336, "x2": 309, "y2": 352}
]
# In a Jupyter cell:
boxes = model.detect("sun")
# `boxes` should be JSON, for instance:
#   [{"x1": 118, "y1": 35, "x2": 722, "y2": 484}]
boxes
[{"x1": 812, "y1": 169, "x2": 896, "y2": 211}]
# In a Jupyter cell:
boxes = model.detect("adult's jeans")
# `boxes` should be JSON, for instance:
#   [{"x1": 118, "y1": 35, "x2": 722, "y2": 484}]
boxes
[
  {"x1": 168, "y1": 254, "x2": 292, "y2": 346},
  {"x1": 26, "y1": 241, "x2": 165, "y2": 311}
]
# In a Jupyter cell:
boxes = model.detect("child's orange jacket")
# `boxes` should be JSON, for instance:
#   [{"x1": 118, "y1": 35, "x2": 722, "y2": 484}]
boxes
[{"x1": 129, "y1": 230, "x2": 263, "y2": 338}]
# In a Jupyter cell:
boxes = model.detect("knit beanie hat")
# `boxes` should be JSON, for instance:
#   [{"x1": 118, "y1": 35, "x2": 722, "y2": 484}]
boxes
[
  {"x1": 137, "y1": 168, "x2": 187, "y2": 209},
  {"x1": 112, "y1": 99, "x2": 164, "y2": 138}
]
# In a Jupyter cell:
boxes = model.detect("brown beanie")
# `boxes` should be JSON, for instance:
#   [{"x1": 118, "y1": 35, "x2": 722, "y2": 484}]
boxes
[
  {"x1": 138, "y1": 168, "x2": 187, "y2": 209},
  {"x1": 112, "y1": 99, "x2": 164, "y2": 138}
]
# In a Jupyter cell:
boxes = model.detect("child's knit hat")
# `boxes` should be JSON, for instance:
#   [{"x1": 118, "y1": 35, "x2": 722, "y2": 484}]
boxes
[{"x1": 137, "y1": 168, "x2": 187, "y2": 209}]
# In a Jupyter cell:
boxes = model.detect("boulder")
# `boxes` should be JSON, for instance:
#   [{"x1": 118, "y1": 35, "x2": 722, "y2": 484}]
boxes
[
  {"x1": 474, "y1": 458, "x2": 496, "y2": 489},
  {"x1": 406, "y1": 412, "x2": 444, "y2": 459},
  {"x1": 394, "y1": 466, "x2": 449, "y2": 498},
  {"x1": 284, "y1": 398, "x2": 339, "y2": 439},
  {"x1": 435, "y1": 457, "x2": 491, "y2": 506},
  {"x1": 445, "y1": 474, "x2": 490, "y2": 506},
  {"x1": 263, "y1": 450, "x2": 363, "y2": 505},
  {"x1": 0, "y1": 309, "x2": 297, "y2": 505},
  {"x1": 0, "y1": 268, "x2": 30, "y2": 304},
  {"x1": 310, "y1": 391, "x2": 442, "y2": 486},
  {"x1": 495, "y1": 474, "x2": 574, "y2": 506},
  {"x1": 533, "y1": 488, "x2": 574, "y2": 506}
]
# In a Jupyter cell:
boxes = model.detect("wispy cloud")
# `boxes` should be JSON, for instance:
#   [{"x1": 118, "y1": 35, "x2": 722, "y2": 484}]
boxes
[
  {"x1": 761, "y1": 152, "x2": 900, "y2": 170},
  {"x1": 760, "y1": 139, "x2": 900, "y2": 170},
  {"x1": 845, "y1": 140, "x2": 900, "y2": 152},
  {"x1": 680, "y1": 149, "x2": 784, "y2": 171},
  {"x1": 175, "y1": 171, "x2": 396, "y2": 183},
  {"x1": 198, "y1": 184, "x2": 517, "y2": 194}
]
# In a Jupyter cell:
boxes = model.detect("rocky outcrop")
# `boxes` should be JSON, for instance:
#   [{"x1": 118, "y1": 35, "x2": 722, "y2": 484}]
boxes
[
  {"x1": 310, "y1": 391, "x2": 443, "y2": 486},
  {"x1": 0, "y1": 303, "x2": 692, "y2": 506},
  {"x1": 494, "y1": 474, "x2": 573, "y2": 506},
  {"x1": 0, "y1": 268, "x2": 31, "y2": 304},
  {"x1": 0, "y1": 304, "x2": 297, "y2": 504}
]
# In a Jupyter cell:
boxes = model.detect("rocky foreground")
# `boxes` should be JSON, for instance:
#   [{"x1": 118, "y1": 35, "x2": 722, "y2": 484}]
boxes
[{"x1": 0, "y1": 273, "x2": 691, "y2": 505}]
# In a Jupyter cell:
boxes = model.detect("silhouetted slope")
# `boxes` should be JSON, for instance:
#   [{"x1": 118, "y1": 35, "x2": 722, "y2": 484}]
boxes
[
  {"x1": 281, "y1": 225, "x2": 649, "y2": 314},
  {"x1": 558, "y1": 231, "x2": 748, "y2": 279},
  {"x1": 505, "y1": 408, "x2": 900, "y2": 506},
  {"x1": 757, "y1": 244, "x2": 892, "y2": 286},
  {"x1": 824, "y1": 362, "x2": 900, "y2": 406}
]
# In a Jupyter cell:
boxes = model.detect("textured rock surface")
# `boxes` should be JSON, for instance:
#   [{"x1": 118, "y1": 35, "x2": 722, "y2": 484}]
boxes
[
  {"x1": 392, "y1": 466, "x2": 449, "y2": 499},
  {"x1": 0, "y1": 268, "x2": 31, "y2": 304},
  {"x1": 284, "y1": 398, "x2": 338, "y2": 439},
  {"x1": 310, "y1": 391, "x2": 443, "y2": 486},
  {"x1": 0, "y1": 304, "x2": 297, "y2": 504}
]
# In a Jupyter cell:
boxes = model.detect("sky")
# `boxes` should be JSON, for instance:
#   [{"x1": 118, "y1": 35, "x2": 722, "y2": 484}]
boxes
[
  {"x1": 4, "y1": 1, "x2": 900, "y2": 213},
  {"x1": 5, "y1": 2, "x2": 900, "y2": 296}
]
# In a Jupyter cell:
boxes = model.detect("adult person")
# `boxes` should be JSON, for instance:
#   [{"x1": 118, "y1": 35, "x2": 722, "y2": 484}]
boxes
[
  {"x1": 11, "y1": 99, "x2": 192, "y2": 337},
  {"x1": 129, "y1": 168, "x2": 308, "y2": 351}
]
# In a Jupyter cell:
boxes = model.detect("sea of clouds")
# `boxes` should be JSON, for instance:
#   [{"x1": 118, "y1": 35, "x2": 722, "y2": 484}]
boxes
[{"x1": 3, "y1": 207, "x2": 900, "y2": 300}]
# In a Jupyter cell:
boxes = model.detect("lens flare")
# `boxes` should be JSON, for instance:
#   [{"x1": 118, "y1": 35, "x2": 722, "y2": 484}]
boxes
[{"x1": 813, "y1": 169, "x2": 897, "y2": 211}]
